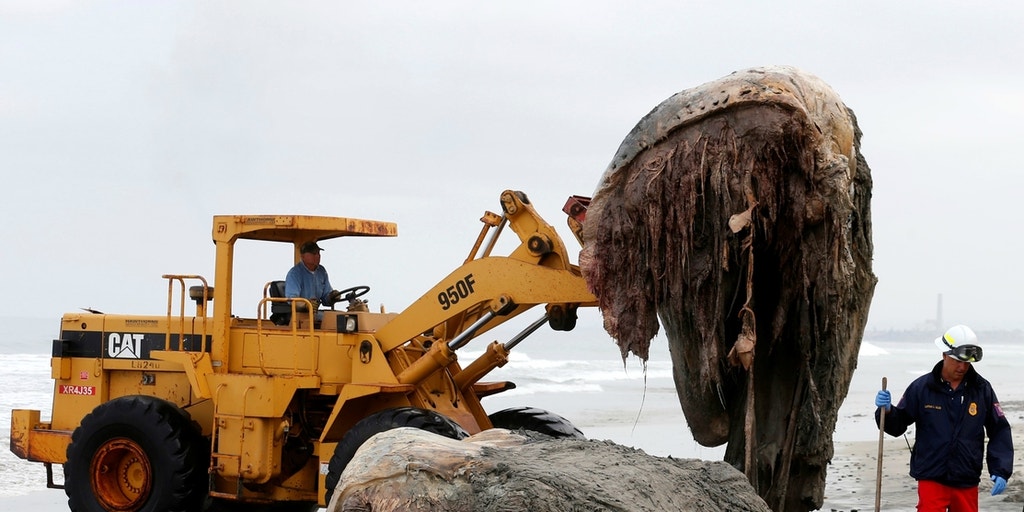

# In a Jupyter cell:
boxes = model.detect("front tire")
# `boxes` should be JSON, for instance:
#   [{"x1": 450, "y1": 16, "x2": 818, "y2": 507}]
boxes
[
  {"x1": 64, "y1": 395, "x2": 208, "y2": 512},
  {"x1": 323, "y1": 407, "x2": 468, "y2": 506},
  {"x1": 488, "y1": 406, "x2": 585, "y2": 438}
]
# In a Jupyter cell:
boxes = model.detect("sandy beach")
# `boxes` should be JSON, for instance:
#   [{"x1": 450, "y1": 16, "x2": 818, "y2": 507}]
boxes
[
  {"x1": 5, "y1": 424, "x2": 1021, "y2": 511},
  {"x1": 819, "y1": 339, "x2": 1024, "y2": 512},
  {"x1": 3, "y1": 337, "x2": 1023, "y2": 511},
  {"x1": 824, "y1": 422, "x2": 1024, "y2": 512}
]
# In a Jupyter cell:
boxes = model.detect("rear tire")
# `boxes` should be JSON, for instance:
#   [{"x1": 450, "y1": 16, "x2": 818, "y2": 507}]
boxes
[
  {"x1": 65, "y1": 395, "x2": 208, "y2": 512},
  {"x1": 323, "y1": 407, "x2": 468, "y2": 506},
  {"x1": 488, "y1": 406, "x2": 585, "y2": 438}
]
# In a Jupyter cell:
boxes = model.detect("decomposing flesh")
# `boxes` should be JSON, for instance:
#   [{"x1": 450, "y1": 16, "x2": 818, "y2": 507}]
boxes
[{"x1": 580, "y1": 65, "x2": 876, "y2": 511}]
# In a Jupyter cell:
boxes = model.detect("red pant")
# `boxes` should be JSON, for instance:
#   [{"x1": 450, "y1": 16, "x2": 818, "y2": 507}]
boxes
[{"x1": 917, "y1": 479, "x2": 978, "y2": 512}]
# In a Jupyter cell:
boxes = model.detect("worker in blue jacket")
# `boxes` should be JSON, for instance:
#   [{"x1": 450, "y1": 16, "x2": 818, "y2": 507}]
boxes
[{"x1": 874, "y1": 324, "x2": 1013, "y2": 512}]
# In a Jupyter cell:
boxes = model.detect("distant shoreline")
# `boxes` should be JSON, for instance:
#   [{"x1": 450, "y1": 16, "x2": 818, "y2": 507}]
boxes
[
  {"x1": 4, "y1": 315, "x2": 1024, "y2": 344},
  {"x1": 864, "y1": 328, "x2": 1024, "y2": 342}
]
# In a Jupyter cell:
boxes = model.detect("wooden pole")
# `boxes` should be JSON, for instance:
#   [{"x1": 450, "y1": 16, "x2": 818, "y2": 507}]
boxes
[{"x1": 875, "y1": 377, "x2": 887, "y2": 512}]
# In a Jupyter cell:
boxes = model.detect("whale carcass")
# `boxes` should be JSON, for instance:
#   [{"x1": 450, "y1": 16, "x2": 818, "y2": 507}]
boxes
[
  {"x1": 580, "y1": 65, "x2": 876, "y2": 511},
  {"x1": 329, "y1": 428, "x2": 772, "y2": 511}
]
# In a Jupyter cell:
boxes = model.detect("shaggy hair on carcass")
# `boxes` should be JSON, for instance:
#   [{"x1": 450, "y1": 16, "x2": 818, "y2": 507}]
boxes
[{"x1": 580, "y1": 65, "x2": 876, "y2": 511}]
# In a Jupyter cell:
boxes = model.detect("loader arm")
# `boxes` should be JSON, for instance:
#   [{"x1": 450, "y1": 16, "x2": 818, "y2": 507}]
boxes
[
  {"x1": 375, "y1": 190, "x2": 596, "y2": 352},
  {"x1": 375, "y1": 258, "x2": 596, "y2": 352}
]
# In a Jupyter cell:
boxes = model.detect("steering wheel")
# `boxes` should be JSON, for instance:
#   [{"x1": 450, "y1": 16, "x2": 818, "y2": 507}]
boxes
[{"x1": 334, "y1": 285, "x2": 370, "y2": 305}]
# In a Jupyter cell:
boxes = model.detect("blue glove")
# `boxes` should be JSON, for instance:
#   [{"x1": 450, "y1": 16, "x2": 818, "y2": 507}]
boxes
[
  {"x1": 991, "y1": 475, "x2": 1007, "y2": 495},
  {"x1": 874, "y1": 390, "x2": 891, "y2": 411}
]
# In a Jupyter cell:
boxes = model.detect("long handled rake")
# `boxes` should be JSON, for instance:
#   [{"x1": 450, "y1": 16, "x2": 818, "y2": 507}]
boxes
[{"x1": 875, "y1": 377, "x2": 887, "y2": 512}]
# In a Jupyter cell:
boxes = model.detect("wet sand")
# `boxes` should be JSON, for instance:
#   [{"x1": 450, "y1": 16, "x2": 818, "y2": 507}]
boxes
[
  {"x1": 822, "y1": 406, "x2": 1024, "y2": 512},
  {"x1": 4, "y1": 338, "x2": 1023, "y2": 510},
  {"x1": 7, "y1": 413, "x2": 1020, "y2": 511}
]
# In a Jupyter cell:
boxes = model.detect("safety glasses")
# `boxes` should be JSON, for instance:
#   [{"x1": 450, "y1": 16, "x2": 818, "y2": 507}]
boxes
[{"x1": 947, "y1": 344, "x2": 983, "y2": 363}]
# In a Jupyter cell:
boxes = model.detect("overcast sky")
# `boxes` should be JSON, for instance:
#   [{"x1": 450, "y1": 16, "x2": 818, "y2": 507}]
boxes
[{"x1": 2, "y1": 1, "x2": 1022, "y2": 333}]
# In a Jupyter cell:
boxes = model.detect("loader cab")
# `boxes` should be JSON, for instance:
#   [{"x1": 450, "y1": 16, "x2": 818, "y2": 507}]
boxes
[{"x1": 205, "y1": 215, "x2": 398, "y2": 365}]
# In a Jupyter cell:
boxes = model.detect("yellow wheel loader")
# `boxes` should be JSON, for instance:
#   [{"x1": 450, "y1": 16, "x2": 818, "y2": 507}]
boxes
[{"x1": 10, "y1": 190, "x2": 597, "y2": 511}]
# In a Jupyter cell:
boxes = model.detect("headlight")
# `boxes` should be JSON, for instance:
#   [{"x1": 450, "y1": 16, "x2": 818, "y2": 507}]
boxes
[{"x1": 338, "y1": 314, "x2": 358, "y2": 333}]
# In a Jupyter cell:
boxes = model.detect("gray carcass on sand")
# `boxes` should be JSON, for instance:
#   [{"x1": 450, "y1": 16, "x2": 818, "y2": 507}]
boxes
[
  {"x1": 580, "y1": 65, "x2": 876, "y2": 511},
  {"x1": 329, "y1": 428, "x2": 772, "y2": 512}
]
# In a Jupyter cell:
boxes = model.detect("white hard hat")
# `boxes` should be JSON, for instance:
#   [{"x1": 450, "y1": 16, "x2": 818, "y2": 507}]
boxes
[
  {"x1": 934, "y1": 324, "x2": 979, "y2": 352},
  {"x1": 935, "y1": 324, "x2": 984, "y2": 362}
]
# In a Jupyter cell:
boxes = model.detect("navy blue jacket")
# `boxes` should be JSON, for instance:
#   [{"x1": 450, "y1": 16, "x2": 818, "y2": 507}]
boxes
[{"x1": 875, "y1": 361, "x2": 1013, "y2": 487}]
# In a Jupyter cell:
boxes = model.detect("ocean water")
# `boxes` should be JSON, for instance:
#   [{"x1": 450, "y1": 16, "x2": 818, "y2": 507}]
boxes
[
  {"x1": 838, "y1": 336, "x2": 1024, "y2": 447},
  {"x1": 0, "y1": 314, "x2": 688, "y2": 499},
  {"x1": 3, "y1": 315, "x2": 1022, "y2": 503},
  {"x1": 1, "y1": 316, "x2": 58, "y2": 498}
]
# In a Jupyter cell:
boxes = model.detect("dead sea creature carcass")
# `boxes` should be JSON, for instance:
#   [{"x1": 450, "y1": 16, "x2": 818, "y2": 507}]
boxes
[{"x1": 580, "y1": 65, "x2": 876, "y2": 511}]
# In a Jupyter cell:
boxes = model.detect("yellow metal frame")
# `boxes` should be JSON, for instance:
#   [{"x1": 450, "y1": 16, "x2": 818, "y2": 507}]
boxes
[{"x1": 11, "y1": 190, "x2": 596, "y2": 508}]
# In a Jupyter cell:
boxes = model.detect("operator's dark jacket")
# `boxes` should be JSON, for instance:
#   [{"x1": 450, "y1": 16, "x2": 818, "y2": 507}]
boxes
[{"x1": 875, "y1": 361, "x2": 1014, "y2": 488}]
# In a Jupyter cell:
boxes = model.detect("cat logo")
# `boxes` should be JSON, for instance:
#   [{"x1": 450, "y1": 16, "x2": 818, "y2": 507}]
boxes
[
  {"x1": 108, "y1": 333, "x2": 144, "y2": 359},
  {"x1": 969, "y1": 402, "x2": 978, "y2": 416}
]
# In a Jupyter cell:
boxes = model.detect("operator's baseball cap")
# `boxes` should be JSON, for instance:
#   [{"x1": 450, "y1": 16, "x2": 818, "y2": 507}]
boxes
[{"x1": 300, "y1": 241, "x2": 324, "y2": 254}]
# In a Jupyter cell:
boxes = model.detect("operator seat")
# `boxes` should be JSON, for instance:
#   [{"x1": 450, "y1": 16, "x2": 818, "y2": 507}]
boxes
[{"x1": 269, "y1": 280, "x2": 290, "y2": 326}]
